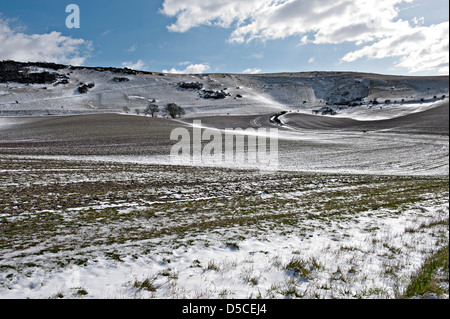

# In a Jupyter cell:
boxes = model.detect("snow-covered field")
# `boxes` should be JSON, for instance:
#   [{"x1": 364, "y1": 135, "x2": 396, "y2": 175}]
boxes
[
  {"x1": 2, "y1": 204, "x2": 448, "y2": 299},
  {"x1": 3, "y1": 126, "x2": 447, "y2": 177},
  {"x1": 292, "y1": 101, "x2": 441, "y2": 121},
  {"x1": 0, "y1": 156, "x2": 448, "y2": 299}
]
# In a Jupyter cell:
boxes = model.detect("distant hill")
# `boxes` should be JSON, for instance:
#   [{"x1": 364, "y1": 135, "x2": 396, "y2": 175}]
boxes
[{"x1": 0, "y1": 60, "x2": 448, "y2": 117}]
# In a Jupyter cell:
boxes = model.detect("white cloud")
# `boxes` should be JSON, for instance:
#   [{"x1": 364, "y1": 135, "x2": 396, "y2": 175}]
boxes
[
  {"x1": 0, "y1": 17, "x2": 91, "y2": 65},
  {"x1": 412, "y1": 16, "x2": 425, "y2": 26},
  {"x1": 160, "y1": 0, "x2": 410, "y2": 44},
  {"x1": 122, "y1": 59, "x2": 146, "y2": 70},
  {"x1": 160, "y1": 0, "x2": 269, "y2": 33},
  {"x1": 242, "y1": 68, "x2": 262, "y2": 74},
  {"x1": 308, "y1": 57, "x2": 315, "y2": 63},
  {"x1": 342, "y1": 22, "x2": 449, "y2": 74},
  {"x1": 102, "y1": 29, "x2": 113, "y2": 36},
  {"x1": 299, "y1": 35, "x2": 309, "y2": 46},
  {"x1": 160, "y1": 0, "x2": 449, "y2": 74},
  {"x1": 163, "y1": 63, "x2": 210, "y2": 74}
]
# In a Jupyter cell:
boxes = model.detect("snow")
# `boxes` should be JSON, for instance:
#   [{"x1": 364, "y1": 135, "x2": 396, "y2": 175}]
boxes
[
  {"x1": 1, "y1": 65, "x2": 447, "y2": 118},
  {"x1": 1, "y1": 203, "x2": 447, "y2": 299},
  {"x1": 324, "y1": 101, "x2": 443, "y2": 121},
  {"x1": 0, "y1": 64, "x2": 448, "y2": 299},
  {"x1": 5, "y1": 122, "x2": 447, "y2": 177},
  {"x1": 0, "y1": 118, "x2": 35, "y2": 129}
]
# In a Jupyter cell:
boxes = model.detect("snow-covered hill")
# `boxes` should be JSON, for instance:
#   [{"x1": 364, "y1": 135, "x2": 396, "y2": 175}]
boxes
[{"x1": 1, "y1": 61, "x2": 448, "y2": 117}]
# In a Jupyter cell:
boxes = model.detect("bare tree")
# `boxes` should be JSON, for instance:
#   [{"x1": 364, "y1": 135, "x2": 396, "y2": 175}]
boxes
[
  {"x1": 145, "y1": 104, "x2": 159, "y2": 117},
  {"x1": 164, "y1": 103, "x2": 185, "y2": 118}
]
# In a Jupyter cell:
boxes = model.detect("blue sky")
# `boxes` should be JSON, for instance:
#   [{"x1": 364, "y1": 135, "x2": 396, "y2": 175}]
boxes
[{"x1": 0, "y1": 0, "x2": 448, "y2": 75}]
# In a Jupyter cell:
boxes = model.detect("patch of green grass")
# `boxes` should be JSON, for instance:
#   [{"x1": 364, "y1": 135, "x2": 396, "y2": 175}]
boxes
[
  {"x1": 105, "y1": 252, "x2": 123, "y2": 262},
  {"x1": 402, "y1": 245, "x2": 449, "y2": 299},
  {"x1": 405, "y1": 217, "x2": 449, "y2": 233}
]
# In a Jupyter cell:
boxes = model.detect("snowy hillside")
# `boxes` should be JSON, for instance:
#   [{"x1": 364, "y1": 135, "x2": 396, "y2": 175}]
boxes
[{"x1": 1, "y1": 61, "x2": 448, "y2": 117}]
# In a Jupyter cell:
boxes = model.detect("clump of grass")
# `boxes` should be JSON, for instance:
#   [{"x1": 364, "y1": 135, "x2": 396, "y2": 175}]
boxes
[
  {"x1": 340, "y1": 245, "x2": 358, "y2": 252},
  {"x1": 158, "y1": 268, "x2": 178, "y2": 280},
  {"x1": 206, "y1": 260, "x2": 219, "y2": 272},
  {"x1": 242, "y1": 267, "x2": 260, "y2": 286},
  {"x1": 73, "y1": 288, "x2": 88, "y2": 297},
  {"x1": 279, "y1": 278, "x2": 304, "y2": 298},
  {"x1": 190, "y1": 259, "x2": 202, "y2": 268},
  {"x1": 105, "y1": 252, "x2": 123, "y2": 262},
  {"x1": 218, "y1": 289, "x2": 235, "y2": 299},
  {"x1": 405, "y1": 217, "x2": 449, "y2": 233},
  {"x1": 248, "y1": 276, "x2": 259, "y2": 286},
  {"x1": 54, "y1": 291, "x2": 64, "y2": 299},
  {"x1": 402, "y1": 245, "x2": 449, "y2": 298},
  {"x1": 331, "y1": 266, "x2": 349, "y2": 283},
  {"x1": 283, "y1": 257, "x2": 312, "y2": 279},
  {"x1": 133, "y1": 278, "x2": 157, "y2": 292},
  {"x1": 310, "y1": 257, "x2": 325, "y2": 271}
]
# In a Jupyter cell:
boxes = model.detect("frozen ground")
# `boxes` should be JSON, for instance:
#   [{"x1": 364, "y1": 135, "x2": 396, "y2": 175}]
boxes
[
  {"x1": 0, "y1": 117, "x2": 448, "y2": 299},
  {"x1": 0, "y1": 62, "x2": 448, "y2": 299},
  {"x1": 296, "y1": 101, "x2": 443, "y2": 121},
  {"x1": 0, "y1": 156, "x2": 448, "y2": 299},
  {"x1": 0, "y1": 98, "x2": 448, "y2": 177}
]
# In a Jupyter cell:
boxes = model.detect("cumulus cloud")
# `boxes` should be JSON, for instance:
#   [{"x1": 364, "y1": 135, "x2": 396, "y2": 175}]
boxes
[
  {"x1": 160, "y1": 0, "x2": 449, "y2": 74},
  {"x1": 342, "y1": 22, "x2": 449, "y2": 74},
  {"x1": 242, "y1": 68, "x2": 262, "y2": 74},
  {"x1": 122, "y1": 59, "x2": 146, "y2": 70},
  {"x1": 160, "y1": 0, "x2": 409, "y2": 44},
  {"x1": 160, "y1": 0, "x2": 268, "y2": 33},
  {"x1": 0, "y1": 17, "x2": 91, "y2": 65},
  {"x1": 163, "y1": 63, "x2": 210, "y2": 74}
]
